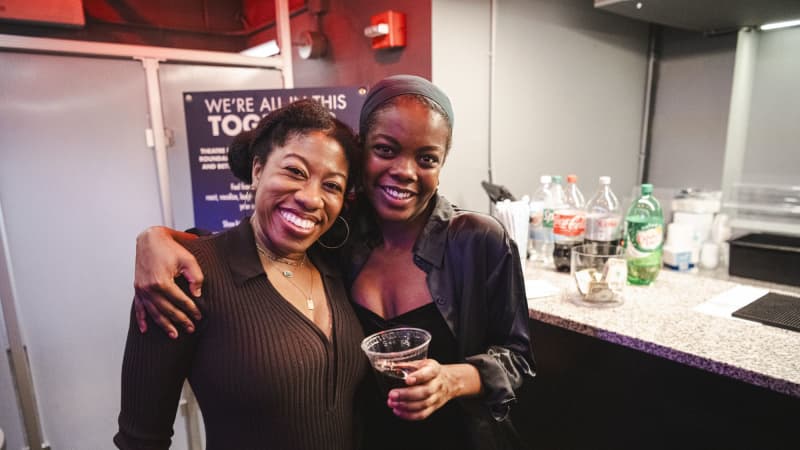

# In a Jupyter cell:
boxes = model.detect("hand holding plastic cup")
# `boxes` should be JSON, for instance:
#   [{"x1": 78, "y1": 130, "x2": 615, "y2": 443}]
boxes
[{"x1": 360, "y1": 327, "x2": 431, "y2": 395}]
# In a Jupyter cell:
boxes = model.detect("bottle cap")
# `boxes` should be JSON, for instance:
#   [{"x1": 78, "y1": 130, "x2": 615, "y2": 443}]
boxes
[
  {"x1": 567, "y1": 174, "x2": 578, "y2": 183},
  {"x1": 599, "y1": 176, "x2": 611, "y2": 185},
  {"x1": 540, "y1": 175, "x2": 552, "y2": 183},
  {"x1": 553, "y1": 175, "x2": 563, "y2": 183},
  {"x1": 641, "y1": 183, "x2": 653, "y2": 195}
]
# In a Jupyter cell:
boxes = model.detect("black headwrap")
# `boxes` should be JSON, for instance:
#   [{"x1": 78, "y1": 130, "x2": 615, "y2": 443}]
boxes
[{"x1": 358, "y1": 74, "x2": 454, "y2": 138}]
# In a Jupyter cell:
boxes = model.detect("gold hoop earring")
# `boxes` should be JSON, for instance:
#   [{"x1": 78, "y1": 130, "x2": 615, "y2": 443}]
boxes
[{"x1": 318, "y1": 216, "x2": 350, "y2": 249}]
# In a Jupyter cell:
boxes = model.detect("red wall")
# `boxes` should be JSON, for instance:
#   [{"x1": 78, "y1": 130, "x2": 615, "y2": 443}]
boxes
[
  {"x1": 249, "y1": 0, "x2": 432, "y2": 88},
  {"x1": 0, "y1": 0, "x2": 432, "y2": 87}
]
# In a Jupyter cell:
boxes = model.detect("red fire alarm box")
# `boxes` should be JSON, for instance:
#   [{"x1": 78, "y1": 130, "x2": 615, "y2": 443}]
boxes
[{"x1": 369, "y1": 10, "x2": 406, "y2": 49}]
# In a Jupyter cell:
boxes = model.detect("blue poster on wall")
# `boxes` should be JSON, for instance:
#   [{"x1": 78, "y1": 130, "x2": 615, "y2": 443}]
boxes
[{"x1": 183, "y1": 86, "x2": 367, "y2": 232}]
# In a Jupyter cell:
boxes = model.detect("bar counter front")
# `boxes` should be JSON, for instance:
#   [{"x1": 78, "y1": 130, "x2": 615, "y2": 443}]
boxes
[{"x1": 513, "y1": 265, "x2": 800, "y2": 450}]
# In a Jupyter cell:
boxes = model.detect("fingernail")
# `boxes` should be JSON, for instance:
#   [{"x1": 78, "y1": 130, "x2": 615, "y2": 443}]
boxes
[
  {"x1": 138, "y1": 324, "x2": 145, "y2": 333},
  {"x1": 194, "y1": 313, "x2": 203, "y2": 321},
  {"x1": 186, "y1": 325, "x2": 195, "y2": 333},
  {"x1": 193, "y1": 289, "x2": 202, "y2": 297},
  {"x1": 169, "y1": 331, "x2": 178, "y2": 339}
]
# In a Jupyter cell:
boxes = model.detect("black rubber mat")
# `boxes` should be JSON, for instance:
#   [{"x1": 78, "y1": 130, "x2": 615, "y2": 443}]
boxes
[{"x1": 732, "y1": 292, "x2": 800, "y2": 332}]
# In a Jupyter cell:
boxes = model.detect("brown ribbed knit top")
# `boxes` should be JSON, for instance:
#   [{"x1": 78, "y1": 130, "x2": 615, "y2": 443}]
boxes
[{"x1": 114, "y1": 220, "x2": 367, "y2": 450}]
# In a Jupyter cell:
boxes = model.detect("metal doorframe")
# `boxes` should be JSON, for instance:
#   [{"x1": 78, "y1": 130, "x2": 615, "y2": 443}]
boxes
[
  {"x1": 0, "y1": 34, "x2": 285, "y2": 69},
  {"x1": 0, "y1": 200, "x2": 48, "y2": 450}
]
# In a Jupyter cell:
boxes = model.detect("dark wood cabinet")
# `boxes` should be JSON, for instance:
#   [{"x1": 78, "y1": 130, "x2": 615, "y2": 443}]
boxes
[{"x1": 512, "y1": 319, "x2": 799, "y2": 450}]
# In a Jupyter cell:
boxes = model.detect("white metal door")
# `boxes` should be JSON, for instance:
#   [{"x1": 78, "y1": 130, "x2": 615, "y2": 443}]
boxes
[{"x1": 0, "y1": 51, "x2": 184, "y2": 450}]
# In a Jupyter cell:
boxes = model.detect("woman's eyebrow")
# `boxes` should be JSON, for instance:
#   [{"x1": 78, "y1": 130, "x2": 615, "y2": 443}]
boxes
[
  {"x1": 370, "y1": 133, "x2": 400, "y2": 146},
  {"x1": 372, "y1": 133, "x2": 444, "y2": 152},
  {"x1": 284, "y1": 152, "x2": 348, "y2": 179}
]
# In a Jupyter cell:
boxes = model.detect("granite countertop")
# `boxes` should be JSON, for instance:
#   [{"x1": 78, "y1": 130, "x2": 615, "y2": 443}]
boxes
[{"x1": 525, "y1": 263, "x2": 800, "y2": 398}]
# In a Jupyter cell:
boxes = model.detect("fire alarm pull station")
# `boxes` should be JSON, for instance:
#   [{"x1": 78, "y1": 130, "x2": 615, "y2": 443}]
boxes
[{"x1": 364, "y1": 10, "x2": 406, "y2": 50}]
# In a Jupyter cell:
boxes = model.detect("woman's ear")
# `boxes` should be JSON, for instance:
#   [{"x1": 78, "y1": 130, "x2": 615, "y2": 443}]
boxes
[{"x1": 251, "y1": 157, "x2": 264, "y2": 190}]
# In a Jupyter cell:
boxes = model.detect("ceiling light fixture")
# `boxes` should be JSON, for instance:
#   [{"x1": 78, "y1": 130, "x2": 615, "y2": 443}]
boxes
[
  {"x1": 759, "y1": 19, "x2": 800, "y2": 31},
  {"x1": 240, "y1": 40, "x2": 280, "y2": 57}
]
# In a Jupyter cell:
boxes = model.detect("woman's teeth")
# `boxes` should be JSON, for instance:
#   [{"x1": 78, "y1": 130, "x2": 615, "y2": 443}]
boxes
[
  {"x1": 384, "y1": 187, "x2": 412, "y2": 200},
  {"x1": 280, "y1": 210, "x2": 314, "y2": 230}
]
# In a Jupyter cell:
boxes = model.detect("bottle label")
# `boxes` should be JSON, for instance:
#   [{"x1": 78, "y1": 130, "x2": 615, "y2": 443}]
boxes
[
  {"x1": 553, "y1": 210, "x2": 586, "y2": 238},
  {"x1": 543, "y1": 208, "x2": 554, "y2": 228},
  {"x1": 626, "y1": 222, "x2": 663, "y2": 255},
  {"x1": 530, "y1": 211, "x2": 543, "y2": 228},
  {"x1": 586, "y1": 214, "x2": 621, "y2": 241}
]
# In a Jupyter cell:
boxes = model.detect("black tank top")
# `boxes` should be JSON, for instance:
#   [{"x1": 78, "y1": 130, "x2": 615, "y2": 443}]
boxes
[{"x1": 354, "y1": 302, "x2": 473, "y2": 450}]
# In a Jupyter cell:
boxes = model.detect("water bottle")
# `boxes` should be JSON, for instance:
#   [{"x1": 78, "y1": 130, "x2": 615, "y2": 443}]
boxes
[
  {"x1": 529, "y1": 175, "x2": 554, "y2": 264},
  {"x1": 552, "y1": 174, "x2": 585, "y2": 272},
  {"x1": 624, "y1": 183, "x2": 664, "y2": 285},
  {"x1": 585, "y1": 176, "x2": 622, "y2": 248}
]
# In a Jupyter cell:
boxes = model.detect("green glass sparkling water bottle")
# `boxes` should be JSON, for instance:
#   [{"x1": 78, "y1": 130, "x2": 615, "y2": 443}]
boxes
[{"x1": 624, "y1": 184, "x2": 664, "y2": 285}]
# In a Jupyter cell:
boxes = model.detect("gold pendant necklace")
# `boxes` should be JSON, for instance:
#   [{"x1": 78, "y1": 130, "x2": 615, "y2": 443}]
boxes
[
  {"x1": 256, "y1": 243, "x2": 314, "y2": 311},
  {"x1": 281, "y1": 267, "x2": 315, "y2": 311}
]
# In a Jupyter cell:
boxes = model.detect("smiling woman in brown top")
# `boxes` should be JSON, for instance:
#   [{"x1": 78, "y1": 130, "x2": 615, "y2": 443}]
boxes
[{"x1": 114, "y1": 99, "x2": 367, "y2": 450}]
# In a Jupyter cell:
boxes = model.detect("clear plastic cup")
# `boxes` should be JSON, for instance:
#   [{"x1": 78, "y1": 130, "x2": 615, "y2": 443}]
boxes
[
  {"x1": 360, "y1": 327, "x2": 431, "y2": 395},
  {"x1": 567, "y1": 243, "x2": 626, "y2": 307}
]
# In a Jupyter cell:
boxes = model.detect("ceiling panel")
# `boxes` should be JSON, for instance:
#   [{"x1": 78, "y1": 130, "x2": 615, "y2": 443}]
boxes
[{"x1": 595, "y1": 0, "x2": 800, "y2": 32}]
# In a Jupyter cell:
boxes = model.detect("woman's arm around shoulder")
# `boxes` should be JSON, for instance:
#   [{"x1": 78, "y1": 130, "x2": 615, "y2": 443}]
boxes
[{"x1": 134, "y1": 226, "x2": 205, "y2": 338}]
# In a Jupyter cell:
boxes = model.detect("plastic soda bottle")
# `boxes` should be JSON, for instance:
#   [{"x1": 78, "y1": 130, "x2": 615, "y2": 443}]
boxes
[
  {"x1": 529, "y1": 175, "x2": 554, "y2": 264},
  {"x1": 565, "y1": 174, "x2": 585, "y2": 209},
  {"x1": 547, "y1": 176, "x2": 567, "y2": 269},
  {"x1": 552, "y1": 174, "x2": 586, "y2": 272},
  {"x1": 585, "y1": 176, "x2": 622, "y2": 247},
  {"x1": 624, "y1": 183, "x2": 664, "y2": 285},
  {"x1": 545, "y1": 176, "x2": 566, "y2": 267}
]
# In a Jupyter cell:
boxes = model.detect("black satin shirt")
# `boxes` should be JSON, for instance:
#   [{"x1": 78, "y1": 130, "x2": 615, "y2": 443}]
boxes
[{"x1": 347, "y1": 194, "x2": 536, "y2": 449}]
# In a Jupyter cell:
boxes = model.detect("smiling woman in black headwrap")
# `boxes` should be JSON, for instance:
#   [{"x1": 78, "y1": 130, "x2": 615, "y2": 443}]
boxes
[
  {"x1": 345, "y1": 74, "x2": 535, "y2": 450},
  {"x1": 131, "y1": 75, "x2": 535, "y2": 450}
]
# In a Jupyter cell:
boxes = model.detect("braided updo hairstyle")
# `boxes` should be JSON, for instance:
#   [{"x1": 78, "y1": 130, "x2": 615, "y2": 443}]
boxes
[{"x1": 228, "y1": 99, "x2": 358, "y2": 187}]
